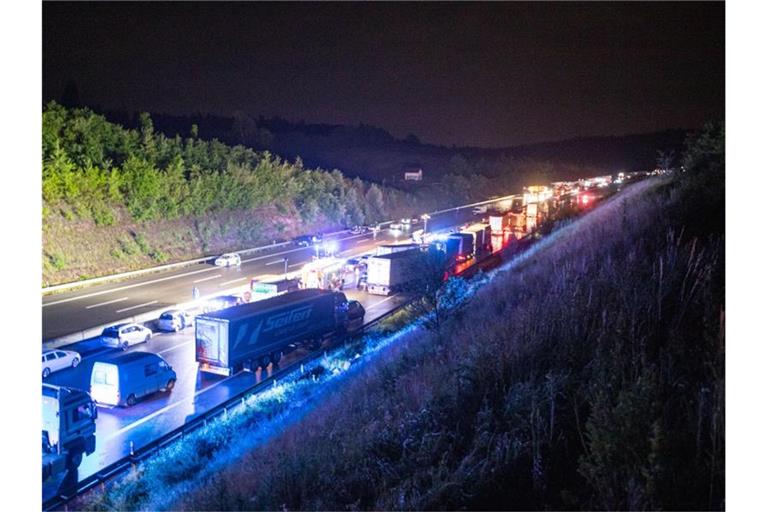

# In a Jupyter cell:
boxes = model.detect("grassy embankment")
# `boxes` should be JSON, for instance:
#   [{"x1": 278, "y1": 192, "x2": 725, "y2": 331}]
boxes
[{"x1": 80, "y1": 125, "x2": 724, "y2": 510}]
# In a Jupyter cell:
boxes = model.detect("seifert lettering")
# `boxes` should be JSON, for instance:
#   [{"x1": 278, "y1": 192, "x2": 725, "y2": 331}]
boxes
[{"x1": 263, "y1": 305, "x2": 313, "y2": 332}]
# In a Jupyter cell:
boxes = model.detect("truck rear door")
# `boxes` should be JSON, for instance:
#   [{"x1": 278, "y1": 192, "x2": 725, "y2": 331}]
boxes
[{"x1": 196, "y1": 318, "x2": 228, "y2": 369}]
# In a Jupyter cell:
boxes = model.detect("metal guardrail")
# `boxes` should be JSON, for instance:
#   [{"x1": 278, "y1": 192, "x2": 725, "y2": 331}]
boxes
[
  {"x1": 41, "y1": 225, "x2": 373, "y2": 294},
  {"x1": 41, "y1": 194, "x2": 523, "y2": 295},
  {"x1": 41, "y1": 240, "x2": 295, "y2": 294},
  {"x1": 42, "y1": 299, "x2": 415, "y2": 511}
]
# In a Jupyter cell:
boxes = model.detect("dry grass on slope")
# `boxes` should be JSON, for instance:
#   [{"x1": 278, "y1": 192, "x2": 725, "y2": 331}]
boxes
[{"x1": 173, "y1": 177, "x2": 723, "y2": 511}]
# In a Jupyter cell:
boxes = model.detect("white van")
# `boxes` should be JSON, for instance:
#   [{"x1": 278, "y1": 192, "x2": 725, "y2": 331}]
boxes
[{"x1": 90, "y1": 352, "x2": 176, "y2": 407}]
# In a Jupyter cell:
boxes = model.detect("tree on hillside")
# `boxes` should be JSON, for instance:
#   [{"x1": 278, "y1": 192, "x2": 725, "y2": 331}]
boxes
[
  {"x1": 364, "y1": 184, "x2": 385, "y2": 222},
  {"x1": 139, "y1": 112, "x2": 157, "y2": 163}
]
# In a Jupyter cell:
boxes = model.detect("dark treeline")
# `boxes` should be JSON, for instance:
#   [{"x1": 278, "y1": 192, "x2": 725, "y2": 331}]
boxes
[{"x1": 93, "y1": 107, "x2": 687, "y2": 185}]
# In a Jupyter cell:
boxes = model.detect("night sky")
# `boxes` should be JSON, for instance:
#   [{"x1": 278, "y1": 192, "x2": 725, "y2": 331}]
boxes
[{"x1": 43, "y1": 2, "x2": 724, "y2": 148}]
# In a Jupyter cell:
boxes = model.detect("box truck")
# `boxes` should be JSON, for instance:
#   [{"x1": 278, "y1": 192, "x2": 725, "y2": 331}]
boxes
[
  {"x1": 461, "y1": 223, "x2": 492, "y2": 256},
  {"x1": 195, "y1": 289, "x2": 365, "y2": 376},
  {"x1": 366, "y1": 249, "x2": 422, "y2": 295}
]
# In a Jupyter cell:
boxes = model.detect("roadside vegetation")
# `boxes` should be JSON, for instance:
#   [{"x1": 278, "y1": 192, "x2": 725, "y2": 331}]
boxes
[
  {"x1": 42, "y1": 103, "x2": 428, "y2": 284},
  {"x1": 80, "y1": 125, "x2": 724, "y2": 510}
]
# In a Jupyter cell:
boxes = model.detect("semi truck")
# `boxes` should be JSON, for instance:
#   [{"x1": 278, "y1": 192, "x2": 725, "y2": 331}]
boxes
[
  {"x1": 489, "y1": 213, "x2": 513, "y2": 234},
  {"x1": 366, "y1": 249, "x2": 422, "y2": 295},
  {"x1": 461, "y1": 223, "x2": 492, "y2": 256},
  {"x1": 42, "y1": 384, "x2": 97, "y2": 481},
  {"x1": 195, "y1": 289, "x2": 365, "y2": 376},
  {"x1": 376, "y1": 243, "x2": 420, "y2": 256}
]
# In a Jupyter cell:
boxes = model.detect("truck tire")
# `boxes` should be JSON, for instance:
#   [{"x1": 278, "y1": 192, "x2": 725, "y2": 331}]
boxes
[
  {"x1": 66, "y1": 451, "x2": 83, "y2": 469},
  {"x1": 164, "y1": 379, "x2": 175, "y2": 392},
  {"x1": 43, "y1": 367, "x2": 51, "y2": 379},
  {"x1": 144, "y1": 334, "x2": 150, "y2": 343},
  {"x1": 71, "y1": 357, "x2": 80, "y2": 368},
  {"x1": 270, "y1": 351, "x2": 282, "y2": 366},
  {"x1": 122, "y1": 341, "x2": 129, "y2": 351},
  {"x1": 126, "y1": 394, "x2": 137, "y2": 407},
  {"x1": 259, "y1": 355, "x2": 271, "y2": 369}
]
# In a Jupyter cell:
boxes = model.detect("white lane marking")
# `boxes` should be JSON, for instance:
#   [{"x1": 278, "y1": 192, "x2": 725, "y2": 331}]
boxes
[
  {"x1": 85, "y1": 297, "x2": 128, "y2": 309},
  {"x1": 288, "y1": 262, "x2": 304, "y2": 268},
  {"x1": 219, "y1": 277, "x2": 247, "y2": 286},
  {"x1": 44, "y1": 267, "x2": 220, "y2": 307},
  {"x1": 368, "y1": 294, "x2": 400, "y2": 309},
  {"x1": 115, "y1": 300, "x2": 158, "y2": 313},
  {"x1": 106, "y1": 376, "x2": 232, "y2": 440},
  {"x1": 44, "y1": 233, "x2": 373, "y2": 308},
  {"x1": 157, "y1": 340, "x2": 193, "y2": 355},
  {"x1": 356, "y1": 239, "x2": 368, "y2": 244},
  {"x1": 265, "y1": 259, "x2": 285, "y2": 266},
  {"x1": 192, "y1": 274, "x2": 221, "y2": 283}
]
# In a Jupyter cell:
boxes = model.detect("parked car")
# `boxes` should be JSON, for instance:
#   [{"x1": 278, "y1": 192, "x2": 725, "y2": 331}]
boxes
[
  {"x1": 90, "y1": 352, "x2": 176, "y2": 407},
  {"x1": 101, "y1": 323, "x2": 152, "y2": 350},
  {"x1": 349, "y1": 225, "x2": 367, "y2": 235},
  {"x1": 157, "y1": 310, "x2": 194, "y2": 332},
  {"x1": 389, "y1": 222, "x2": 403, "y2": 231},
  {"x1": 42, "y1": 349, "x2": 81, "y2": 378},
  {"x1": 202, "y1": 294, "x2": 242, "y2": 313},
  {"x1": 214, "y1": 253, "x2": 241, "y2": 267}
]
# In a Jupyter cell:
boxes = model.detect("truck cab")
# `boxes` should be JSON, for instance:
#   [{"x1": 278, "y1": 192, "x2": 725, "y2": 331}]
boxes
[
  {"x1": 334, "y1": 292, "x2": 365, "y2": 332},
  {"x1": 42, "y1": 384, "x2": 97, "y2": 480}
]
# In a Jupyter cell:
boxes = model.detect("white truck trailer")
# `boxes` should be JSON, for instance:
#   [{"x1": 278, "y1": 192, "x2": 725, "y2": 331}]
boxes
[{"x1": 366, "y1": 249, "x2": 421, "y2": 295}]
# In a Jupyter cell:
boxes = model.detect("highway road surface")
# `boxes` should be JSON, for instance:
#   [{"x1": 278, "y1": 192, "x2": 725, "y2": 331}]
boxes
[
  {"x1": 42, "y1": 208, "x2": 476, "y2": 340},
  {"x1": 42, "y1": 286, "x2": 412, "y2": 503}
]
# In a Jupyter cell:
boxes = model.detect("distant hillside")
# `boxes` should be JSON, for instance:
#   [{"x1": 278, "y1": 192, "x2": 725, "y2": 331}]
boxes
[{"x1": 99, "y1": 109, "x2": 688, "y2": 185}]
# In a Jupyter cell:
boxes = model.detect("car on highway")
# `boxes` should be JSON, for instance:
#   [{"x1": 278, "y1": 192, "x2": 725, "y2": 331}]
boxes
[
  {"x1": 202, "y1": 294, "x2": 242, "y2": 313},
  {"x1": 293, "y1": 234, "x2": 323, "y2": 247},
  {"x1": 157, "y1": 309, "x2": 194, "y2": 332},
  {"x1": 389, "y1": 222, "x2": 403, "y2": 231},
  {"x1": 90, "y1": 352, "x2": 176, "y2": 407},
  {"x1": 344, "y1": 257, "x2": 366, "y2": 273},
  {"x1": 101, "y1": 323, "x2": 153, "y2": 350},
  {"x1": 349, "y1": 225, "x2": 367, "y2": 234},
  {"x1": 42, "y1": 349, "x2": 81, "y2": 378},
  {"x1": 214, "y1": 253, "x2": 241, "y2": 267}
]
